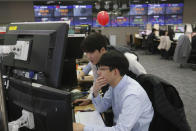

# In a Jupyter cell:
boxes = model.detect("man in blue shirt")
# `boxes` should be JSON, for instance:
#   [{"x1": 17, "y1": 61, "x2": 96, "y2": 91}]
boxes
[{"x1": 73, "y1": 51, "x2": 154, "y2": 131}]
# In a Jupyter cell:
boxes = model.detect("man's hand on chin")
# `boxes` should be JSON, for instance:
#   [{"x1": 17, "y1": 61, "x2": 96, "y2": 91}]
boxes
[{"x1": 73, "y1": 123, "x2": 84, "y2": 131}]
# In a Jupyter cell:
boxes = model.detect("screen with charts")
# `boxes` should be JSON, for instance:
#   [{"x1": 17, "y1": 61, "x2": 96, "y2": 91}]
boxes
[
  {"x1": 55, "y1": 17, "x2": 74, "y2": 26},
  {"x1": 148, "y1": 15, "x2": 165, "y2": 25},
  {"x1": 166, "y1": 3, "x2": 184, "y2": 14},
  {"x1": 111, "y1": 16, "x2": 129, "y2": 27},
  {"x1": 165, "y1": 15, "x2": 183, "y2": 24},
  {"x1": 54, "y1": 5, "x2": 73, "y2": 17},
  {"x1": 73, "y1": 5, "x2": 92, "y2": 16},
  {"x1": 148, "y1": 4, "x2": 165, "y2": 15},
  {"x1": 174, "y1": 32, "x2": 184, "y2": 40},
  {"x1": 174, "y1": 25, "x2": 185, "y2": 32},
  {"x1": 92, "y1": 16, "x2": 101, "y2": 27},
  {"x1": 130, "y1": 4, "x2": 148, "y2": 15},
  {"x1": 130, "y1": 16, "x2": 147, "y2": 26},
  {"x1": 34, "y1": 5, "x2": 54, "y2": 17},
  {"x1": 74, "y1": 16, "x2": 92, "y2": 26}
]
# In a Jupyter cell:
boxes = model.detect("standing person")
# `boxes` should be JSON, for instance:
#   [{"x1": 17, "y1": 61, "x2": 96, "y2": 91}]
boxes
[
  {"x1": 157, "y1": 31, "x2": 172, "y2": 59},
  {"x1": 173, "y1": 35, "x2": 192, "y2": 67},
  {"x1": 147, "y1": 28, "x2": 159, "y2": 54},
  {"x1": 74, "y1": 33, "x2": 147, "y2": 106},
  {"x1": 73, "y1": 51, "x2": 154, "y2": 131}
]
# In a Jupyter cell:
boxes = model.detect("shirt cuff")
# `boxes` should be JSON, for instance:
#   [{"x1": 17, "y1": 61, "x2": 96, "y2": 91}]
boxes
[
  {"x1": 84, "y1": 126, "x2": 93, "y2": 131},
  {"x1": 92, "y1": 93, "x2": 101, "y2": 104}
]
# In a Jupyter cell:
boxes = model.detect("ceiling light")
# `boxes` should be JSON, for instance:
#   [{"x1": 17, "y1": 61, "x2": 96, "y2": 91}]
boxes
[
  {"x1": 95, "y1": 2, "x2": 100, "y2": 10},
  {"x1": 113, "y1": 3, "x2": 118, "y2": 10},
  {"x1": 104, "y1": 4, "x2": 110, "y2": 10},
  {"x1": 122, "y1": 4, "x2": 127, "y2": 9}
]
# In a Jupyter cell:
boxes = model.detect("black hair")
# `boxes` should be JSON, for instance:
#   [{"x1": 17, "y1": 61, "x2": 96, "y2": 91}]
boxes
[
  {"x1": 98, "y1": 50, "x2": 129, "y2": 76},
  {"x1": 81, "y1": 33, "x2": 108, "y2": 52},
  {"x1": 152, "y1": 28, "x2": 156, "y2": 33},
  {"x1": 98, "y1": 29, "x2": 102, "y2": 34},
  {"x1": 91, "y1": 29, "x2": 96, "y2": 32}
]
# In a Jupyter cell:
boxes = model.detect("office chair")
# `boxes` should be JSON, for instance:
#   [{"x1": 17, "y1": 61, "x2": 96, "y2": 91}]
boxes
[
  {"x1": 136, "y1": 74, "x2": 191, "y2": 131},
  {"x1": 188, "y1": 35, "x2": 196, "y2": 65}
]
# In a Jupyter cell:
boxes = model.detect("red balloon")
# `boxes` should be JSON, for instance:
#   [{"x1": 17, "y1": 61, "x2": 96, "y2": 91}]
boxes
[{"x1": 97, "y1": 11, "x2": 109, "y2": 26}]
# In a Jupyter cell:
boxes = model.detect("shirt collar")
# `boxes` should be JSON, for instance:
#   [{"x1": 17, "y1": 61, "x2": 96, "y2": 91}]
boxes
[{"x1": 113, "y1": 75, "x2": 128, "y2": 92}]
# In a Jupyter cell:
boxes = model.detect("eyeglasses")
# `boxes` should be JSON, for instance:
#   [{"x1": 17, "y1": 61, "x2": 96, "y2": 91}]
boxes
[{"x1": 98, "y1": 67, "x2": 110, "y2": 71}]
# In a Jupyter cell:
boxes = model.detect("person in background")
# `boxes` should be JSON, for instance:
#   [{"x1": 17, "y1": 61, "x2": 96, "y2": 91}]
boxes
[
  {"x1": 74, "y1": 33, "x2": 147, "y2": 106},
  {"x1": 157, "y1": 31, "x2": 172, "y2": 59},
  {"x1": 187, "y1": 28, "x2": 196, "y2": 64},
  {"x1": 147, "y1": 28, "x2": 159, "y2": 54},
  {"x1": 168, "y1": 27, "x2": 175, "y2": 42},
  {"x1": 173, "y1": 34, "x2": 192, "y2": 67},
  {"x1": 73, "y1": 50, "x2": 154, "y2": 131}
]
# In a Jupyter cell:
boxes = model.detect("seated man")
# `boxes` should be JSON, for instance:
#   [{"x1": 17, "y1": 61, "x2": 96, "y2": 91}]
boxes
[
  {"x1": 74, "y1": 33, "x2": 147, "y2": 106},
  {"x1": 73, "y1": 50, "x2": 154, "y2": 131}
]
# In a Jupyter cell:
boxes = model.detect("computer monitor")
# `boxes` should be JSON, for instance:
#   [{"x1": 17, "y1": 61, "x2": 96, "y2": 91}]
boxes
[
  {"x1": 174, "y1": 25, "x2": 185, "y2": 33},
  {"x1": 174, "y1": 32, "x2": 184, "y2": 40},
  {"x1": 2, "y1": 22, "x2": 77, "y2": 89},
  {"x1": 6, "y1": 77, "x2": 72, "y2": 131},
  {"x1": 0, "y1": 71, "x2": 8, "y2": 131},
  {"x1": 130, "y1": 4, "x2": 148, "y2": 15}
]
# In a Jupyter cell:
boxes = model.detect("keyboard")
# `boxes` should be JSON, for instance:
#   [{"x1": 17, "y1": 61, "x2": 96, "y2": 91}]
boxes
[{"x1": 75, "y1": 111, "x2": 105, "y2": 127}]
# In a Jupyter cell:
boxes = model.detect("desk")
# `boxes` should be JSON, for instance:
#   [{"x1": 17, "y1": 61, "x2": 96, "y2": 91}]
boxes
[
  {"x1": 134, "y1": 34, "x2": 147, "y2": 48},
  {"x1": 74, "y1": 104, "x2": 95, "y2": 112},
  {"x1": 74, "y1": 104, "x2": 105, "y2": 127},
  {"x1": 77, "y1": 76, "x2": 93, "y2": 83}
]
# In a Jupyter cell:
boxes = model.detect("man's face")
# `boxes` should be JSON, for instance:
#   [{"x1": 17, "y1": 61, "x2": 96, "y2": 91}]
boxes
[
  {"x1": 97, "y1": 66, "x2": 114, "y2": 84},
  {"x1": 85, "y1": 48, "x2": 105, "y2": 65}
]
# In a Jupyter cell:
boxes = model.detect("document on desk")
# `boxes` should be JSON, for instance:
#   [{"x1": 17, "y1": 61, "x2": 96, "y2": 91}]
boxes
[{"x1": 75, "y1": 110, "x2": 105, "y2": 127}]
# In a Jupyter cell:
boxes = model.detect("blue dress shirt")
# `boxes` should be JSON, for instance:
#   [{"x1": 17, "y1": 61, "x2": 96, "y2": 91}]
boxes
[{"x1": 84, "y1": 75, "x2": 154, "y2": 131}]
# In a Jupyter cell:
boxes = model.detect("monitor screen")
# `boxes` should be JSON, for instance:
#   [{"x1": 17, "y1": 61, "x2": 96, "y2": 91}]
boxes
[
  {"x1": 34, "y1": 5, "x2": 54, "y2": 17},
  {"x1": 74, "y1": 16, "x2": 92, "y2": 26},
  {"x1": 174, "y1": 32, "x2": 184, "y2": 40},
  {"x1": 165, "y1": 15, "x2": 183, "y2": 24},
  {"x1": 66, "y1": 37, "x2": 84, "y2": 59},
  {"x1": 130, "y1": 16, "x2": 147, "y2": 26},
  {"x1": 111, "y1": 16, "x2": 129, "y2": 27},
  {"x1": 174, "y1": 25, "x2": 185, "y2": 32},
  {"x1": 166, "y1": 3, "x2": 184, "y2": 14},
  {"x1": 6, "y1": 77, "x2": 72, "y2": 131},
  {"x1": 54, "y1": 5, "x2": 73, "y2": 17},
  {"x1": 130, "y1": 4, "x2": 148, "y2": 15},
  {"x1": 73, "y1": 5, "x2": 92, "y2": 16},
  {"x1": 148, "y1": 15, "x2": 165, "y2": 25},
  {"x1": 3, "y1": 22, "x2": 72, "y2": 88},
  {"x1": 148, "y1": 4, "x2": 165, "y2": 15},
  {"x1": 0, "y1": 72, "x2": 8, "y2": 131},
  {"x1": 55, "y1": 17, "x2": 74, "y2": 26},
  {"x1": 35, "y1": 17, "x2": 55, "y2": 22},
  {"x1": 92, "y1": 16, "x2": 102, "y2": 27}
]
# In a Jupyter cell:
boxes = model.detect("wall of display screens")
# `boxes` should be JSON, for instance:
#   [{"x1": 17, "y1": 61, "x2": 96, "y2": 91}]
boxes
[{"x1": 33, "y1": 3, "x2": 184, "y2": 27}]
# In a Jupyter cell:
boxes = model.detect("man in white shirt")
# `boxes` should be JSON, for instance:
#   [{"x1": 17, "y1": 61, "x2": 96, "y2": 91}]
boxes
[{"x1": 73, "y1": 50, "x2": 154, "y2": 131}]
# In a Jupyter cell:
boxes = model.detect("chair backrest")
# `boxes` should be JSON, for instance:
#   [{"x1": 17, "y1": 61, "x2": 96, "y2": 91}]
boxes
[
  {"x1": 188, "y1": 36, "x2": 196, "y2": 64},
  {"x1": 137, "y1": 74, "x2": 191, "y2": 131}
]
